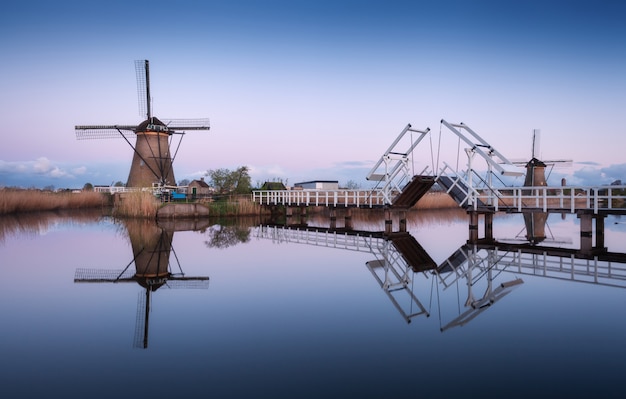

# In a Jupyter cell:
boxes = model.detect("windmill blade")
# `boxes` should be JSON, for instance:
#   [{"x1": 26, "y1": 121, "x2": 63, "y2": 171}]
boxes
[
  {"x1": 543, "y1": 159, "x2": 573, "y2": 168},
  {"x1": 134, "y1": 289, "x2": 150, "y2": 349},
  {"x1": 164, "y1": 277, "x2": 210, "y2": 289},
  {"x1": 74, "y1": 267, "x2": 136, "y2": 282},
  {"x1": 531, "y1": 129, "x2": 541, "y2": 159},
  {"x1": 135, "y1": 60, "x2": 150, "y2": 120},
  {"x1": 75, "y1": 125, "x2": 137, "y2": 140},
  {"x1": 162, "y1": 118, "x2": 211, "y2": 131}
]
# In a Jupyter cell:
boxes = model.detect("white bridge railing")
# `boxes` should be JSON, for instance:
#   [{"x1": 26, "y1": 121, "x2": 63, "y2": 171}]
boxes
[
  {"x1": 473, "y1": 185, "x2": 626, "y2": 214},
  {"x1": 252, "y1": 189, "x2": 387, "y2": 208},
  {"x1": 252, "y1": 185, "x2": 626, "y2": 214}
]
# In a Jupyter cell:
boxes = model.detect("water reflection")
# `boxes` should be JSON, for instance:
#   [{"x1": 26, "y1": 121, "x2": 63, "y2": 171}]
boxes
[
  {"x1": 258, "y1": 210, "x2": 626, "y2": 330},
  {"x1": 3, "y1": 210, "x2": 626, "y2": 396},
  {"x1": 202, "y1": 217, "x2": 255, "y2": 248},
  {"x1": 3, "y1": 210, "x2": 626, "y2": 337},
  {"x1": 73, "y1": 218, "x2": 210, "y2": 348},
  {"x1": 0, "y1": 209, "x2": 107, "y2": 244}
]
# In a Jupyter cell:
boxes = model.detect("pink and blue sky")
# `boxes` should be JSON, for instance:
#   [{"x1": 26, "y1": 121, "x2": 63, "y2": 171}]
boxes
[{"x1": 1, "y1": 0, "x2": 625, "y2": 189}]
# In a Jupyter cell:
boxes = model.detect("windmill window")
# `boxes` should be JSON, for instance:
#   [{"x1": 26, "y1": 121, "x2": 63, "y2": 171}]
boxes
[{"x1": 140, "y1": 160, "x2": 144, "y2": 166}]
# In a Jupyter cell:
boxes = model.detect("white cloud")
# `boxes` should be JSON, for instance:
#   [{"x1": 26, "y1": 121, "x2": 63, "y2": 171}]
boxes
[
  {"x1": 49, "y1": 167, "x2": 68, "y2": 178},
  {"x1": 33, "y1": 157, "x2": 54, "y2": 174},
  {"x1": 72, "y1": 166, "x2": 87, "y2": 175}
]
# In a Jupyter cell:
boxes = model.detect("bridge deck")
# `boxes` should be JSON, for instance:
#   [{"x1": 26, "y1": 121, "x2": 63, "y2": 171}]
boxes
[
  {"x1": 253, "y1": 183, "x2": 626, "y2": 214},
  {"x1": 391, "y1": 176, "x2": 435, "y2": 208}
]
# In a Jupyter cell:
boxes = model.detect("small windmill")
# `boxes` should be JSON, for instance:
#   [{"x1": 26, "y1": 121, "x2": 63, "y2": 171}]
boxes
[
  {"x1": 75, "y1": 60, "x2": 210, "y2": 187},
  {"x1": 515, "y1": 129, "x2": 572, "y2": 187}
]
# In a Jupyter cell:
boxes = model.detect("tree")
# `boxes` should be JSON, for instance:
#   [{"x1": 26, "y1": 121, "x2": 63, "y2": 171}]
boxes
[
  {"x1": 205, "y1": 166, "x2": 252, "y2": 194},
  {"x1": 178, "y1": 178, "x2": 190, "y2": 186},
  {"x1": 204, "y1": 225, "x2": 251, "y2": 248},
  {"x1": 83, "y1": 183, "x2": 93, "y2": 191},
  {"x1": 233, "y1": 166, "x2": 252, "y2": 194},
  {"x1": 343, "y1": 180, "x2": 361, "y2": 189},
  {"x1": 113, "y1": 181, "x2": 125, "y2": 187}
]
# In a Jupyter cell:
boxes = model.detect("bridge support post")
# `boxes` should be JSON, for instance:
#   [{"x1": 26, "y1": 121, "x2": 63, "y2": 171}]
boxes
[
  {"x1": 578, "y1": 213, "x2": 606, "y2": 254},
  {"x1": 469, "y1": 212, "x2": 479, "y2": 243},
  {"x1": 468, "y1": 211, "x2": 494, "y2": 244},
  {"x1": 485, "y1": 212, "x2": 493, "y2": 241},
  {"x1": 596, "y1": 214, "x2": 605, "y2": 249},
  {"x1": 399, "y1": 209, "x2": 407, "y2": 233},
  {"x1": 345, "y1": 208, "x2": 353, "y2": 230},
  {"x1": 385, "y1": 208, "x2": 393, "y2": 234},
  {"x1": 299, "y1": 205, "x2": 307, "y2": 225},
  {"x1": 579, "y1": 213, "x2": 593, "y2": 253},
  {"x1": 330, "y1": 208, "x2": 337, "y2": 229}
]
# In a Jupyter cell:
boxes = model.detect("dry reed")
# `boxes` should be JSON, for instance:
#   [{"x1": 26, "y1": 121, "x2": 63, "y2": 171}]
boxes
[
  {"x1": 112, "y1": 191, "x2": 160, "y2": 218},
  {"x1": 0, "y1": 189, "x2": 109, "y2": 215},
  {"x1": 414, "y1": 192, "x2": 459, "y2": 209}
]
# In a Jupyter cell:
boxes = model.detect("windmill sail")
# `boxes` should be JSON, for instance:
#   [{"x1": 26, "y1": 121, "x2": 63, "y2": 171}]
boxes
[
  {"x1": 531, "y1": 129, "x2": 541, "y2": 159},
  {"x1": 135, "y1": 60, "x2": 151, "y2": 120}
]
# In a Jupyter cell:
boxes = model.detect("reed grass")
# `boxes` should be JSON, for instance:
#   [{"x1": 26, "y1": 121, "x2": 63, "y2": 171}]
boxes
[
  {"x1": 0, "y1": 188, "x2": 109, "y2": 215},
  {"x1": 112, "y1": 191, "x2": 160, "y2": 218},
  {"x1": 414, "y1": 191, "x2": 460, "y2": 209}
]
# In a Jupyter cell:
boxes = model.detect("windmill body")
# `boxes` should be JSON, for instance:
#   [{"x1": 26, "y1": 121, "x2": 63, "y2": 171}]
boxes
[
  {"x1": 524, "y1": 157, "x2": 548, "y2": 187},
  {"x1": 127, "y1": 117, "x2": 177, "y2": 187},
  {"x1": 75, "y1": 60, "x2": 210, "y2": 188}
]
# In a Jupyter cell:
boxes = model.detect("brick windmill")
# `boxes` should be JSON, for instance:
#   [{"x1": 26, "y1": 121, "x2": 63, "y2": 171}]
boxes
[{"x1": 75, "y1": 60, "x2": 210, "y2": 188}]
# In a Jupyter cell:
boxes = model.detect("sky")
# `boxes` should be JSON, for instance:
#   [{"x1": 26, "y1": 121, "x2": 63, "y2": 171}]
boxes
[{"x1": 1, "y1": 0, "x2": 625, "y2": 189}]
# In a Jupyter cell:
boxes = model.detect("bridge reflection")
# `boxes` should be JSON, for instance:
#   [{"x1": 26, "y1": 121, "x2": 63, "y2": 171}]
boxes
[
  {"x1": 73, "y1": 218, "x2": 211, "y2": 349},
  {"x1": 256, "y1": 212, "x2": 626, "y2": 330}
]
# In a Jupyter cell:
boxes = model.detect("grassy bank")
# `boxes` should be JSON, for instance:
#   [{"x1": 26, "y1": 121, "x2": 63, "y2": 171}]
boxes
[
  {"x1": 1, "y1": 189, "x2": 458, "y2": 218},
  {"x1": 203, "y1": 195, "x2": 269, "y2": 217},
  {"x1": 0, "y1": 189, "x2": 110, "y2": 215}
]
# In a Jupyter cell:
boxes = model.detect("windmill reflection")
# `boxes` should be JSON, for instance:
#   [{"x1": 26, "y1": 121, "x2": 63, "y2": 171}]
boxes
[
  {"x1": 501, "y1": 211, "x2": 570, "y2": 246},
  {"x1": 74, "y1": 218, "x2": 210, "y2": 349},
  {"x1": 524, "y1": 211, "x2": 548, "y2": 244}
]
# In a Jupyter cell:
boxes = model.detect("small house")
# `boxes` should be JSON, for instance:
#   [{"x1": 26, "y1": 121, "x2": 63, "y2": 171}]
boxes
[
  {"x1": 294, "y1": 180, "x2": 339, "y2": 190},
  {"x1": 260, "y1": 181, "x2": 287, "y2": 190},
  {"x1": 188, "y1": 177, "x2": 211, "y2": 198}
]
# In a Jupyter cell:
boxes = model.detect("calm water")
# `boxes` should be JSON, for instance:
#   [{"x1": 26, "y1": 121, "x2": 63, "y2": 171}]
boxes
[{"x1": 1, "y1": 209, "x2": 626, "y2": 398}]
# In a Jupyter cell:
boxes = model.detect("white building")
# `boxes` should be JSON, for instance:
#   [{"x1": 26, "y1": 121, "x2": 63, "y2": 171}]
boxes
[{"x1": 294, "y1": 180, "x2": 339, "y2": 190}]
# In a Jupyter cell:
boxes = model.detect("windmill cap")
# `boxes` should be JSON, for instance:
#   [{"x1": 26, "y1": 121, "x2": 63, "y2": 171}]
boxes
[
  {"x1": 526, "y1": 157, "x2": 547, "y2": 167},
  {"x1": 135, "y1": 117, "x2": 169, "y2": 133}
]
